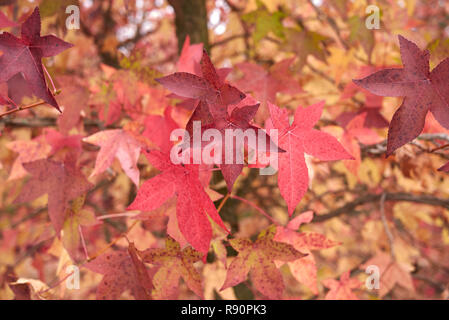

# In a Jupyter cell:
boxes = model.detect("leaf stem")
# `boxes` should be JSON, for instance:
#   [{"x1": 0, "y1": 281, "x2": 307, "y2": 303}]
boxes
[
  {"x1": 43, "y1": 64, "x2": 57, "y2": 94},
  {"x1": 97, "y1": 211, "x2": 140, "y2": 220},
  {"x1": 87, "y1": 220, "x2": 139, "y2": 262},
  {"x1": 38, "y1": 271, "x2": 75, "y2": 295},
  {"x1": 231, "y1": 195, "x2": 278, "y2": 225},
  {"x1": 78, "y1": 225, "x2": 90, "y2": 261},
  {"x1": 217, "y1": 193, "x2": 230, "y2": 213}
]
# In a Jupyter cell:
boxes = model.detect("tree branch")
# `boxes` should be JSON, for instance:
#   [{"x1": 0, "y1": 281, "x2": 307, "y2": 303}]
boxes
[
  {"x1": 314, "y1": 192, "x2": 449, "y2": 222},
  {"x1": 363, "y1": 133, "x2": 449, "y2": 158},
  {"x1": 0, "y1": 117, "x2": 120, "y2": 129}
]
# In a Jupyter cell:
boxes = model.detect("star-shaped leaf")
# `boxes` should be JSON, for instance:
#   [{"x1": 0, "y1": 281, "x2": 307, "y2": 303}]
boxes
[
  {"x1": 274, "y1": 211, "x2": 340, "y2": 295},
  {"x1": 0, "y1": 7, "x2": 73, "y2": 110},
  {"x1": 322, "y1": 271, "x2": 361, "y2": 300},
  {"x1": 127, "y1": 150, "x2": 228, "y2": 255},
  {"x1": 14, "y1": 159, "x2": 92, "y2": 233},
  {"x1": 267, "y1": 101, "x2": 353, "y2": 215},
  {"x1": 83, "y1": 129, "x2": 142, "y2": 186},
  {"x1": 221, "y1": 225, "x2": 306, "y2": 299},
  {"x1": 353, "y1": 35, "x2": 449, "y2": 155},
  {"x1": 138, "y1": 237, "x2": 203, "y2": 299},
  {"x1": 85, "y1": 244, "x2": 153, "y2": 300},
  {"x1": 156, "y1": 49, "x2": 245, "y2": 122},
  {"x1": 360, "y1": 251, "x2": 415, "y2": 298},
  {"x1": 183, "y1": 99, "x2": 283, "y2": 191}
]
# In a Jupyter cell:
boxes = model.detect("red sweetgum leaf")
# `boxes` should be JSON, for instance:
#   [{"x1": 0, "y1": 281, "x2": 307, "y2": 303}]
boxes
[
  {"x1": 85, "y1": 246, "x2": 153, "y2": 300},
  {"x1": 0, "y1": 7, "x2": 73, "y2": 110},
  {"x1": 353, "y1": 35, "x2": 449, "y2": 156},
  {"x1": 274, "y1": 211, "x2": 340, "y2": 295},
  {"x1": 322, "y1": 271, "x2": 362, "y2": 300},
  {"x1": 268, "y1": 101, "x2": 353, "y2": 215},
  {"x1": 13, "y1": 159, "x2": 92, "y2": 233},
  {"x1": 184, "y1": 101, "x2": 283, "y2": 191},
  {"x1": 221, "y1": 225, "x2": 306, "y2": 299},
  {"x1": 360, "y1": 251, "x2": 415, "y2": 298},
  {"x1": 127, "y1": 150, "x2": 228, "y2": 255},
  {"x1": 83, "y1": 129, "x2": 142, "y2": 186},
  {"x1": 138, "y1": 237, "x2": 203, "y2": 299},
  {"x1": 156, "y1": 50, "x2": 258, "y2": 191},
  {"x1": 156, "y1": 49, "x2": 245, "y2": 122}
]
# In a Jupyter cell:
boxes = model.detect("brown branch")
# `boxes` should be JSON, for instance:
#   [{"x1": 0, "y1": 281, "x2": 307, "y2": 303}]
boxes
[
  {"x1": 418, "y1": 133, "x2": 449, "y2": 143},
  {"x1": 431, "y1": 143, "x2": 449, "y2": 153},
  {"x1": 0, "y1": 100, "x2": 54, "y2": 118},
  {"x1": 11, "y1": 207, "x2": 47, "y2": 228},
  {"x1": 0, "y1": 90, "x2": 61, "y2": 119},
  {"x1": 224, "y1": 0, "x2": 251, "y2": 58},
  {"x1": 313, "y1": 192, "x2": 449, "y2": 222},
  {"x1": 210, "y1": 34, "x2": 246, "y2": 48},
  {"x1": 363, "y1": 133, "x2": 449, "y2": 158},
  {"x1": 0, "y1": 117, "x2": 120, "y2": 129}
]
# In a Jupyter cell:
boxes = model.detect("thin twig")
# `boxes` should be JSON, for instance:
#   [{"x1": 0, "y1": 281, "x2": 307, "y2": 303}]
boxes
[
  {"x1": 78, "y1": 225, "x2": 89, "y2": 261},
  {"x1": 380, "y1": 193, "x2": 395, "y2": 260},
  {"x1": 210, "y1": 34, "x2": 245, "y2": 48},
  {"x1": 231, "y1": 194, "x2": 278, "y2": 225},
  {"x1": 431, "y1": 143, "x2": 449, "y2": 153},
  {"x1": 97, "y1": 212, "x2": 140, "y2": 220},
  {"x1": 363, "y1": 133, "x2": 449, "y2": 158},
  {"x1": 87, "y1": 220, "x2": 139, "y2": 262},
  {"x1": 38, "y1": 271, "x2": 74, "y2": 295},
  {"x1": 0, "y1": 91, "x2": 61, "y2": 118}
]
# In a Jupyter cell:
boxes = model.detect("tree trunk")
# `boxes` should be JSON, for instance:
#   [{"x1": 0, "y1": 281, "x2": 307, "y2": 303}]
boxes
[{"x1": 168, "y1": 0, "x2": 210, "y2": 53}]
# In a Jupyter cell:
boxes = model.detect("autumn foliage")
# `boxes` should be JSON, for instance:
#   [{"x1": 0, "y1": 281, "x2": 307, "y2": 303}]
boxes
[{"x1": 1, "y1": 0, "x2": 449, "y2": 300}]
